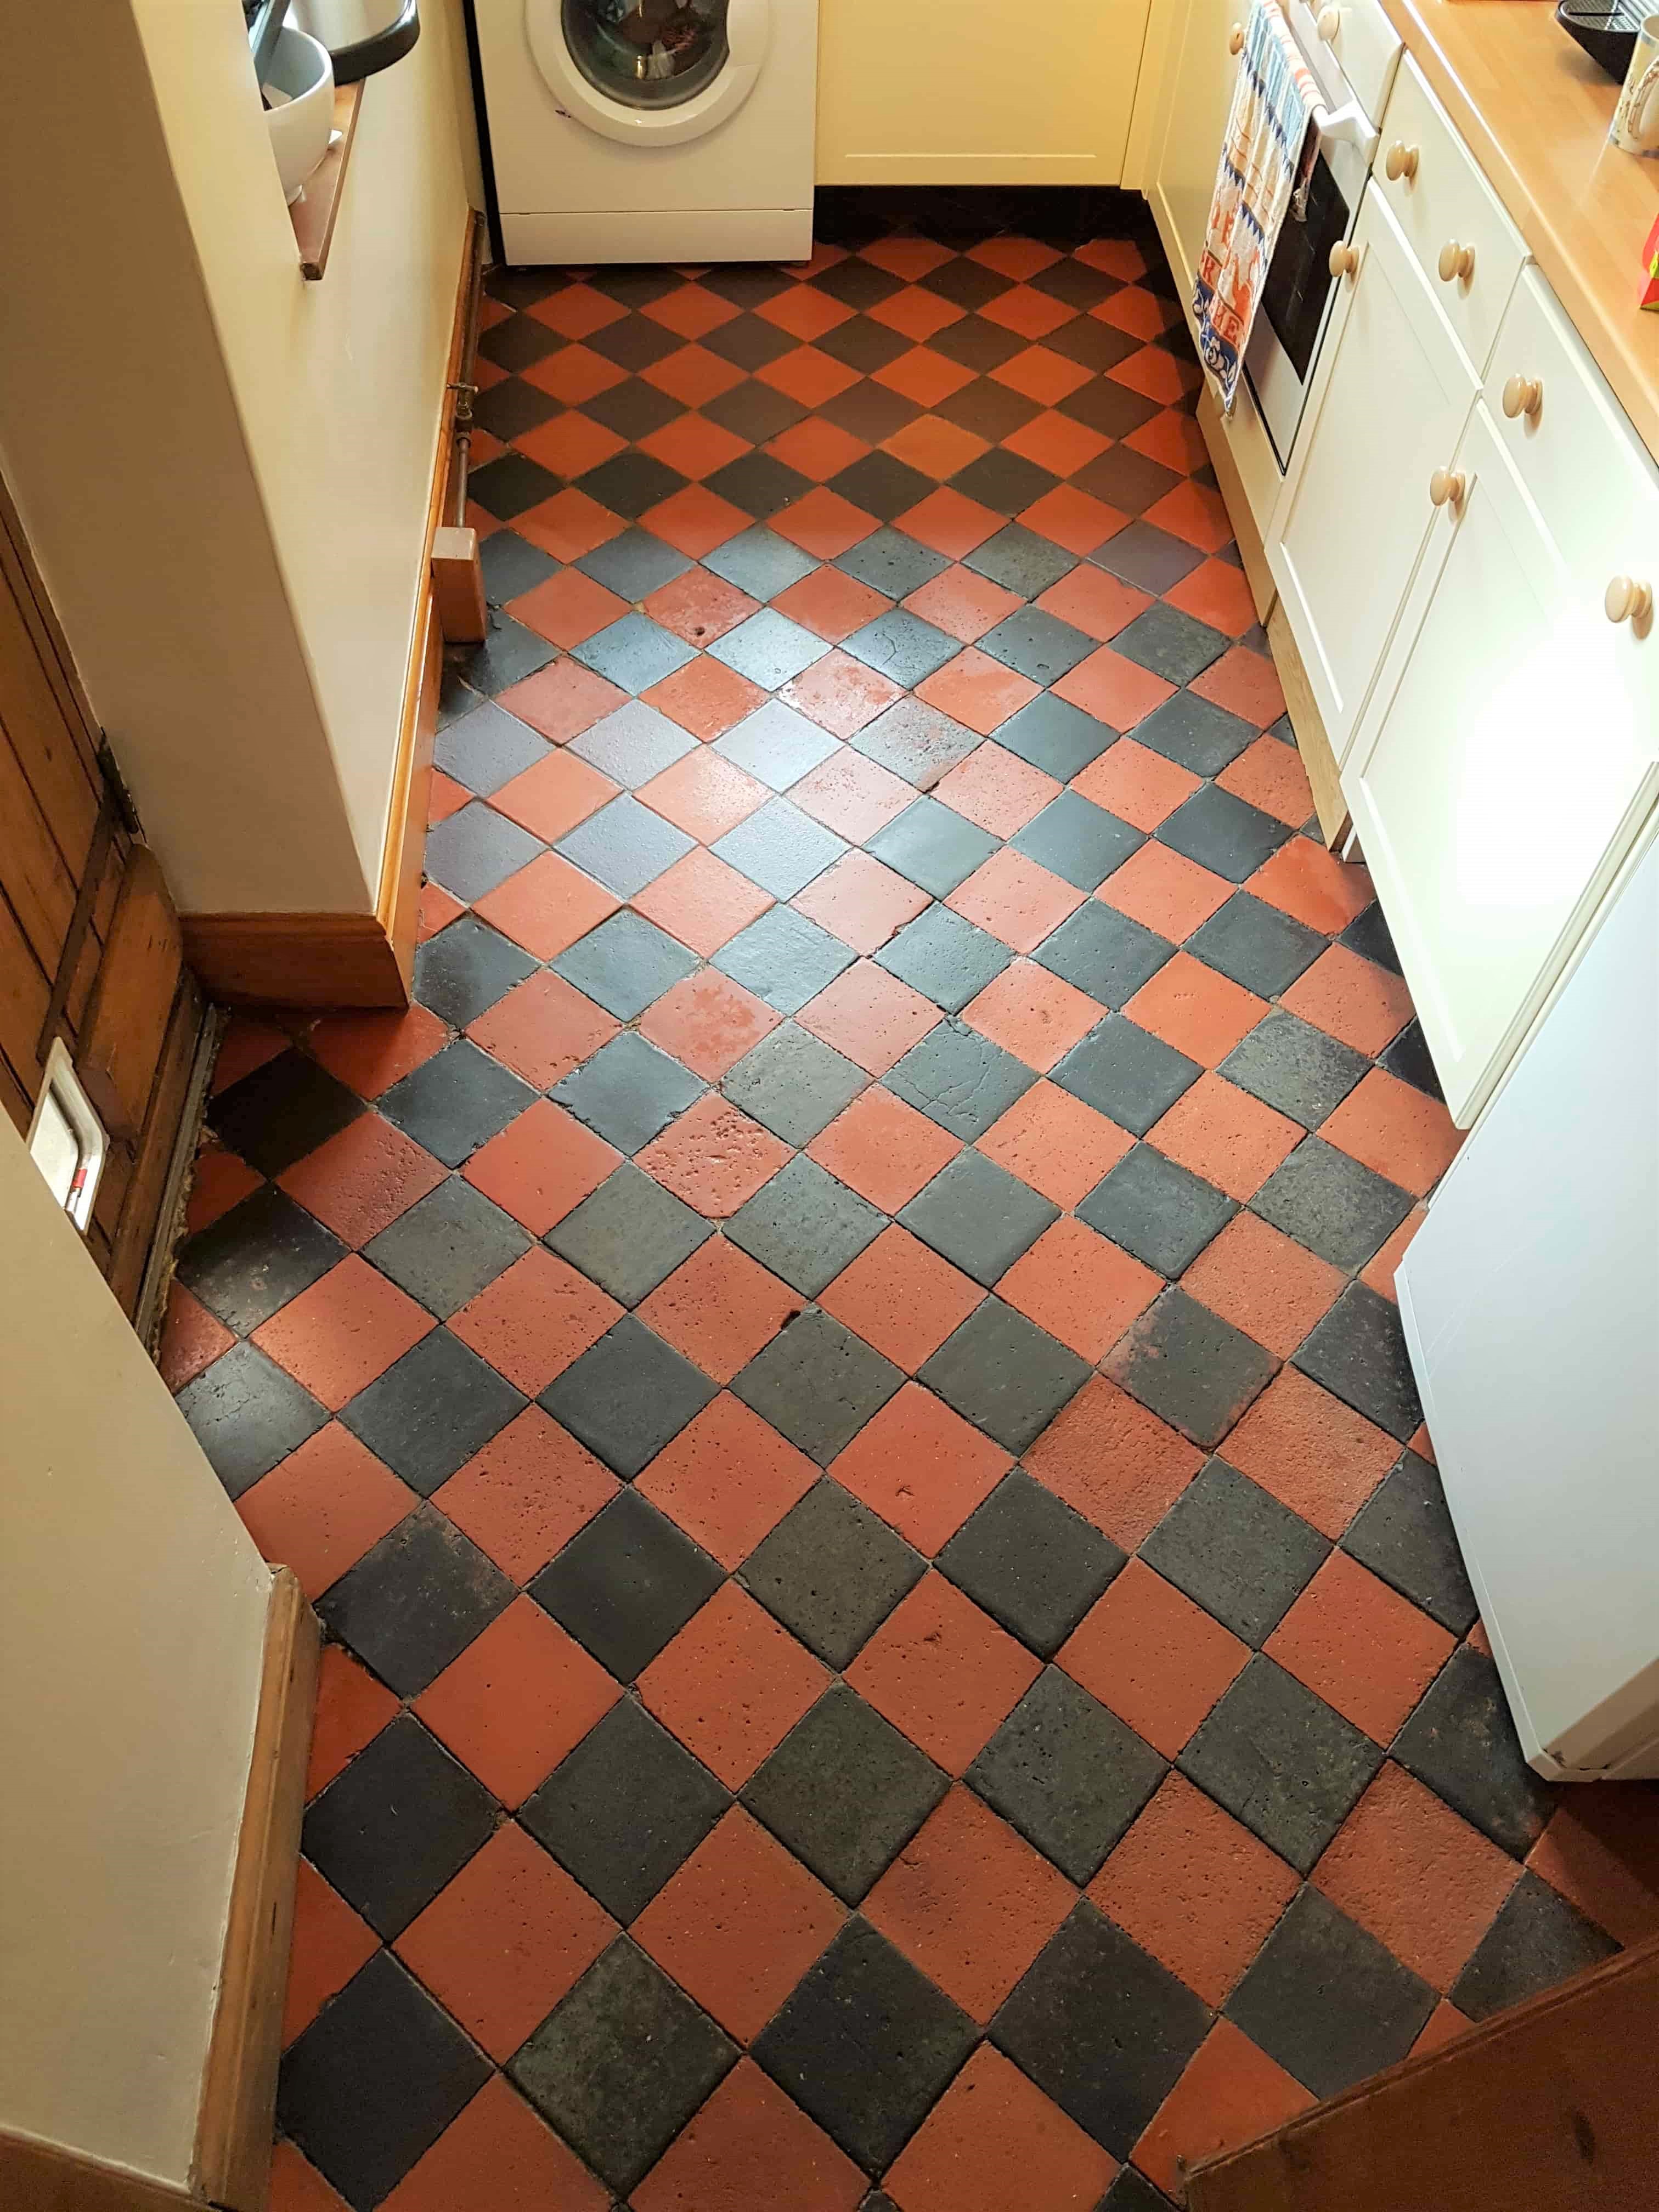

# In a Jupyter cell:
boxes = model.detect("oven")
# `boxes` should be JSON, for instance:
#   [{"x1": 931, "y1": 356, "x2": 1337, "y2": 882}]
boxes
[{"x1": 1243, "y1": 0, "x2": 1402, "y2": 472}]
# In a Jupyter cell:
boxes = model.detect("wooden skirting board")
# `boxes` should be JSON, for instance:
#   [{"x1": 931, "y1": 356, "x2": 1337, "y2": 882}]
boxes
[{"x1": 179, "y1": 208, "x2": 481, "y2": 1014}]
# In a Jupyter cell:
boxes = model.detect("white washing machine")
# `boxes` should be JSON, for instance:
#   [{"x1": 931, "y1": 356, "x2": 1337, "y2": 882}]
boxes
[{"x1": 467, "y1": 0, "x2": 818, "y2": 266}]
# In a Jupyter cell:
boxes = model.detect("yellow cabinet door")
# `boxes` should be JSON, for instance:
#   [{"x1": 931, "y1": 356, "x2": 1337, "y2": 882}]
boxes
[
  {"x1": 816, "y1": 0, "x2": 1154, "y2": 184},
  {"x1": 1147, "y1": 0, "x2": 1240, "y2": 314}
]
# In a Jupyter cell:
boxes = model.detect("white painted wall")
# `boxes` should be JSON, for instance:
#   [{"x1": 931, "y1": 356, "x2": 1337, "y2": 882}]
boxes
[{"x1": 0, "y1": 1117, "x2": 273, "y2": 2187}]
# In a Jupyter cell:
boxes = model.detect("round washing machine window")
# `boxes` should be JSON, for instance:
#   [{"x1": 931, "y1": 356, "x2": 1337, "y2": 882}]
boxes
[{"x1": 563, "y1": 0, "x2": 728, "y2": 109}]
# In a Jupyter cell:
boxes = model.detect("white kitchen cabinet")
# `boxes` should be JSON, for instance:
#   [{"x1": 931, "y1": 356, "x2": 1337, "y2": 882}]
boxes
[
  {"x1": 1269, "y1": 184, "x2": 1477, "y2": 761},
  {"x1": 1146, "y1": 0, "x2": 1239, "y2": 323},
  {"x1": 1343, "y1": 397, "x2": 1659, "y2": 1126}
]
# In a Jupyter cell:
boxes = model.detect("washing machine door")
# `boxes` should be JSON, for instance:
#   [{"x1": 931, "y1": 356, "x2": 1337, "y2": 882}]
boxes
[{"x1": 526, "y1": 0, "x2": 769, "y2": 146}]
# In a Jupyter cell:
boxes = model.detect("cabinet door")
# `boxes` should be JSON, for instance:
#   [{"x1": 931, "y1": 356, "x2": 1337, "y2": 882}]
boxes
[
  {"x1": 1146, "y1": 0, "x2": 1239, "y2": 319},
  {"x1": 1344, "y1": 402, "x2": 1659, "y2": 1125},
  {"x1": 1268, "y1": 185, "x2": 1476, "y2": 761}
]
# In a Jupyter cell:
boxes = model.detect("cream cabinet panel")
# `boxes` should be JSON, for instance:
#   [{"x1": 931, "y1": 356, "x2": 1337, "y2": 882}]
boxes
[
  {"x1": 1344, "y1": 403, "x2": 1659, "y2": 1126},
  {"x1": 1269, "y1": 185, "x2": 1477, "y2": 761},
  {"x1": 1146, "y1": 0, "x2": 1240, "y2": 318},
  {"x1": 815, "y1": 0, "x2": 1153, "y2": 184}
]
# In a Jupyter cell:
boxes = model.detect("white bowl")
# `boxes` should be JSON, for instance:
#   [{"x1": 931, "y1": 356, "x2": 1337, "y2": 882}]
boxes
[{"x1": 264, "y1": 25, "x2": 335, "y2": 205}]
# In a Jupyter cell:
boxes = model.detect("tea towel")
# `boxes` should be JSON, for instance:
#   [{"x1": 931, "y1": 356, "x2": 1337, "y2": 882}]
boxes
[{"x1": 1193, "y1": 0, "x2": 1319, "y2": 410}]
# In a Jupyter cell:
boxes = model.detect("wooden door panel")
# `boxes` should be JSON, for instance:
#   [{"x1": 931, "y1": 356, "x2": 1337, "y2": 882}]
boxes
[{"x1": 77, "y1": 847, "x2": 184, "y2": 1142}]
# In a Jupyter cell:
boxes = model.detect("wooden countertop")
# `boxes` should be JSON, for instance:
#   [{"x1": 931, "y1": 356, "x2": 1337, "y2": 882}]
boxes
[{"x1": 1381, "y1": 0, "x2": 1659, "y2": 459}]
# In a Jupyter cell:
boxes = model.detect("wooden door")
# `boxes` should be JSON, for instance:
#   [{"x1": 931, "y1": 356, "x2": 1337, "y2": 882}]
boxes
[
  {"x1": 1146, "y1": 0, "x2": 1238, "y2": 318},
  {"x1": 0, "y1": 478, "x2": 204, "y2": 1325},
  {"x1": 1268, "y1": 185, "x2": 1477, "y2": 761},
  {"x1": 1189, "y1": 1933, "x2": 1659, "y2": 2209}
]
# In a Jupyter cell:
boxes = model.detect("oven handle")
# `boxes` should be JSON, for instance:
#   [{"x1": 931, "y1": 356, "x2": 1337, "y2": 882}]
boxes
[{"x1": 1311, "y1": 96, "x2": 1380, "y2": 164}]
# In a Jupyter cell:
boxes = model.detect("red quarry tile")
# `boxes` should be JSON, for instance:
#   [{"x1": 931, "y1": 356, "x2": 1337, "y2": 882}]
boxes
[
  {"x1": 643, "y1": 348, "x2": 750, "y2": 417},
  {"x1": 417, "y1": 883, "x2": 466, "y2": 941},
  {"x1": 490, "y1": 748, "x2": 619, "y2": 845},
  {"x1": 498, "y1": 655, "x2": 627, "y2": 743},
  {"x1": 904, "y1": 565, "x2": 1024, "y2": 646},
  {"x1": 1222, "y1": 1368, "x2": 1398, "y2": 1538},
  {"x1": 434, "y1": 1407, "x2": 618, "y2": 1583},
  {"x1": 382, "y1": 2074, "x2": 610, "y2": 2212},
  {"x1": 1018, "y1": 484, "x2": 1129, "y2": 557},
  {"x1": 1025, "y1": 1376, "x2": 1203, "y2": 1548},
  {"x1": 1281, "y1": 943, "x2": 1415, "y2": 1058},
  {"x1": 1149, "y1": 1071, "x2": 1302, "y2": 1201},
  {"x1": 1216, "y1": 734, "x2": 1313, "y2": 830},
  {"x1": 755, "y1": 345, "x2": 864, "y2": 408},
  {"x1": 1194, "y1": 645, "x2": 1288, "y2": 731},
  {"x1": 1182, "y1": 1211, "x2": 1345, "y2": 1359},
  {"x1": 631, "y1": 2059, "x2": 863, "y2": 2212},
  {"x1": 1165, "y1": 555, "x2": 1260, "y2": 637},
  {"x1": 1134, "y1": 2022, "x2": 1314, "y2": 2200},
  {"x1": 277, "y1": 1115, "x2": 445, "y2": 1248},
  {"x1": 1126, "y1": 953, "x2": 1267, "y2": 1070},
  {"x1": 766, "y1": 417, "x2": 874, "y2": 483},
  {"x1": 885, "y1": 2044, "x2": 1114, "y2": 2212},
  {"x1": 805, "y1": 1085, "x2": 963, "y2": 1212},
  {"x1": 644, "y1": 566, "x2": 759, "y2": 650},
  {"x1": 462, "y1": 500, "x2": 502, "y2": 543},
  {"x1": 1061, "y1": 1560, "x2": 1249, "y2": 1756},
  {"x1": 898, "y1": 486, "x2": 1004, "y2": 560},
  {"x1": 514, "y1": 489, "x2": 625, "y2": 567},
  {"x1": 306, "y1": 1645, "x2": 398, "y2": 1800},
  {"x1": 1249, "y1": 837, "x2": 1375, "y2": 934},
  {"x1": 963, "y1": 959, "x2": 1100, "y2": 1072},
  {"x1": 935, "y1": 744, "x2": 1061, "y2": 837},
  {"x1": 516, "y1": 410, "x2": 625, "y2": 481},
  {"x1": 639, "y1": 1581, "x2": 830, "y2": 1787},
  {"x1": 1091, "y1": 1771, "x2": 1299, "y2": 2007},
  {"x1": 1361, "y1": 1206, "x2": 1427, "y2": 1302},
  {"x1": 1124, "y1": 407, "x2": 1210, "y2": 476},
  {"x1": 252, "y1": 1258, "x2": 431, "y2": 1412},
  {"x1": 1076, "y1": 236, "x2": 1148, "y2": 279},
  {"x1": 981, "y1": 285, "x2": 1076, "y2": 341},
  {"x1": 867, "y1": 1788, "x2": 1074, "y2": 2022},
  {"x1": 645, "y1": 282, "x2": 742, "y2": 337},
  {"x1": 213, "y1": 1013, "x2": 291, "y2": 1094},
  {"x1": 783, "y1": 648, "x2": 902, "y2": 738},
  {"x1": 632, "y1": 847, "x2": 775, "y2": 957},
  {"x1": 821, "y1": 1234, "x2": 987, "y2": 1375},
  {"x1": 638, "y1": 970, "x2": 780, "y2": 1084},
  {"x1": 792, "y1": 850, "x2": 932, "y2": 955},
  {"x1": 1053, "y1": 646, "x2": 1176, "y2": 732},
  {"x1": 770, "y1": 486, "x2": 879, "y2": 559},
  {"x1": 1003, "y1": 410, "x2": 1110, "y2": 478},
  {"x1": 992, "y1": 343, "x2": 1093, "y2": 405},
  {"x1": 1322, "y1": 1068, "x2": 1462, "y2": 1198},
  {"x1": 507, "y1": 568, "x2": 628, "y2": 649},
  {"x1": 1412, "y1": 1423, "x2": 1438, "y2": 1466},
  {"x1": 158, "y1": 1284, "x2": 234, "y2": 1392},
  {"x1": 862, "y1": 235, "x2": 956, "y2": 280},
  {"x1": 868, "y1": 286, "x2": 968, "y2": 343},
  {"x1": 1528, "y1": 1785, "x2": 1659, "y2": 1948},
  {"x1": 1413, "y1": 2000, "x2": 1474, "y2": 2057},
  {"x1": 1144, "y1": 479, "x2": 1231, "y2": 553},
  {"x1": 789, "y1": 747, "x2": 916, "y2": 842},
  {"x1": 521, "y1": 340, "x2": 627, "y2": 404},
  {"x1": 1314, "y1": 1763, "x2": 1522, "y2": 1990},
  {"x1": 415, "y1": 1596, "x2": 620, "y2": 1808},
  {"x1": 639, "y1": 745, "x2": 768, "y2": 842},
  {"x1": 636, "y1": 1093, "x2": 792, "y2": 1217},
  {"x1": 188, "y1": 1142, "x2": 265, "y2": 1233},
  {"x1": 1097, "y1": 841, "x2": 1232, "y2": 944},
  {"x1": 757, "y1": 282, "x2": 856, "y2": 340},
  {"x1": 1267, "y1": 1552, "x2": 1456, "y2": 1744},
  {"x1": 1034, "y1": 566, "x2": 1150, "y2": 645},
  {"x1": 641, "y1": 482, "x2": 753, "y2": 558},
  {"x1": 1072, "y1": 737, "x2": 1201, "y2": 832},
  {"x1": 872, "y1": 346, "x2": 978, "y2": 409},
  {"x1": 281, "y1": 1860, "x2": 379, "y2": 2047},
  {"x1": 947, "y1": 849, "x2": 1083, "y2": 953},
  {"x1": 644, "y1": 654, "x2": 768, "y2": 741},
  {"x1": 467, "y1": 969, "x2": 620, "y2": 1091},
  {"x1": 636, "y1": 1392, "x2": 818, "y2": 1567},
  {"x1": 798, "y1": 960, "x2": 941, "y2": 1075},
  {"x1": 1107, "y1": 347, "x2": 1195, "y2": 406},
  {"x1": 450, "y1": 1248, "x2": 623, "y2": 1397},
  {"x1": 309, "y1": 1005, "x2": 448, "y2": 1101},
  {"x1": 464, "y1": 1100, "x2": 620, "y2": 1236},
  {"x1": 977, "y1": 1080, "x2": 1132, "y2": 1209},
  {"x1": 396, "y1": 1826, "x2": 617, "y2": 2064},
  {"x1": 528, "y1": 282, "x2": 626, "y2": 338},
  {"x1": 970, "y1": 236, "x2": 1064, "y2": 278},
  {"x1": 238, "y1": 1426, "x2": 412, "y2": 1600},
  {"x1": 772, "y1": 564, "x2": 892, "y2": 644},
  {"x1": 917, "y1": 646, "x2": 1041, "y2": 737},
  {"x1": 848, "y1": 1572, "x2": 1040, "y2": 1773},
  {"x1": 832, "y1": 1384, "x2": 1009, "y2": 1555},
  {"x1": 473, "y1": 853, "x2": 620, "y2": 961},
  {"x1": 997, "y1": 1218, "x2": 1161, "y2": 1363},
  {"x1": 883, "y1": 414, "x2": 992, "y2": 484},
  {"x1": 638, "y1": 1238, "x2": 800, "y2": 1385},
  {"x1": 639, "y1": 414, "x2": 753, "y2": 484}
]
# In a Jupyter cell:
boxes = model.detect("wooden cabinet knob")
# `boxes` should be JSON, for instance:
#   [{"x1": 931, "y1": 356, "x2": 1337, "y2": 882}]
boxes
[
  {"x1": 1228, "y1": 22, "x2": 1244, "y2": 53},
  {"x1": 1327, "y1": 241, "x2": 1360, "y2": 281},
  {"x1": 1384, "y1": 140, "x2": 1420, "y2": 182},
  {"x1": 1502, "y1": 374, "x2": 1543, "y2": 421},
  {"x1": 1429, "y1": 466, "x2": 1466, "y2": 509},
  {"x1": 1316, "y1": 5, "x2": 1341, "y2": 39},
  {"x1": 1437, "y1": 241, "x2": 1476, "y2": 285},
  {"x1": 1605, "y1": 575, "x2": 1653, "y2": 625}
]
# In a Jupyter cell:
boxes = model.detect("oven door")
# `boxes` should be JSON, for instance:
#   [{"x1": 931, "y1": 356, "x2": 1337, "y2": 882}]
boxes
[{"x1": 1244, "y1": 132, "x2": 1368, "y2": 472}]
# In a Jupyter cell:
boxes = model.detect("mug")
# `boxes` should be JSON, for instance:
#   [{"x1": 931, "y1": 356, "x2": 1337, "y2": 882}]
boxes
[{"x1": 1611, "y1": 15, "x2": 1659, "y2": 155}]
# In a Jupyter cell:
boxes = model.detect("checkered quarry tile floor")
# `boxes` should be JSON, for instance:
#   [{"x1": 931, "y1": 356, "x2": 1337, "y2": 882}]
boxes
[{"x1": 162, "y1": 195, "x2": 1659, "y2": 2212}]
